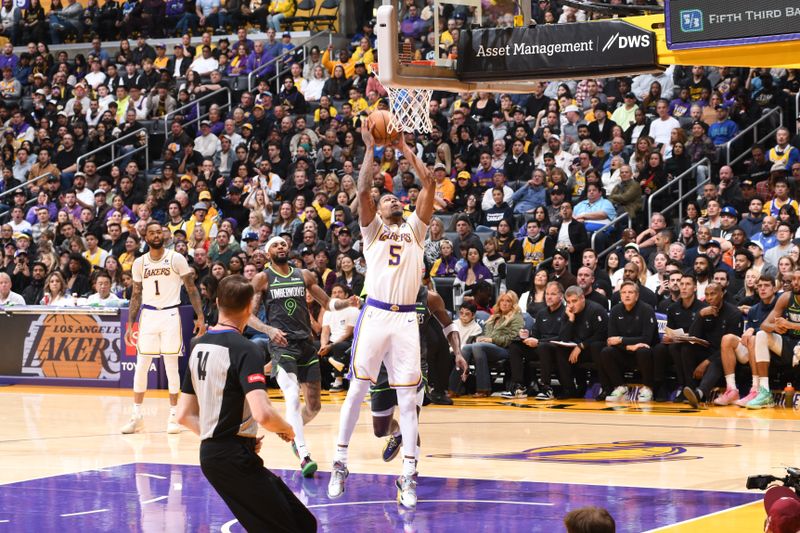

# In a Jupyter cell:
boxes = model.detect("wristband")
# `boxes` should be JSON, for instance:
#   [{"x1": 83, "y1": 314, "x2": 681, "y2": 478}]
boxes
[{"x1": 442, "y1": 323, "x2": 457, "y2": 336}]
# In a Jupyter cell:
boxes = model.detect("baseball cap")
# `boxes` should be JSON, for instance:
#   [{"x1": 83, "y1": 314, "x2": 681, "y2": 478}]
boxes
[
  {"x1": 741, "y1": 179, "x2": 754, "y2": 188},
  {"x1": 34, "y1": 88, "x2": 47, "y2": 96},
  {"x1": 433, "y1": 163, "x2": 446, "y2": 171},
  {"x1": 300, "y1": 245, "x2": 315, "y2": 255},
  {"x1": 771, "y1": 162, "x2": 787, "y2": 173},
  {"x1": 721, "y1": 205, "x2": 738, "y2": 217},
  {"x1": 564, "y1": 104, "x2": 580, "y2": 113},
  {"x1": 706, "y1": 240, "x2": 722, "y2": 248},
  {"x1": 180, "y1": 174, "x2": 194, "y2": 182},
  {"x1": 746, "y1": 240, "x2": 764, "y2": 250},
  {"x1": 242, "y1": 123, "x2": 253, "y2": 130},
  {"x1": 548, "y1": 133, "x2": 561, "y2": 142},
  {"x1": 596, "y1": 103, "x2": 608, "y2": 112},
  {"x1": 14, "y1": 249, "x2": 28, "y2": 257},
  {"x1": 94, "y1": 189, "x2": 106, "y2": 196},
  {"x1": 624, "y1": 242, "x2": 639, "y2": 252},
  {"x1": 681, "y1": 218, "x2": 695, "y2": 228},
  {"x1": 282, "y1": 32, "x2": 291, "y2": 38},
  {"x1": 624, "y1": 92, "x2": 636, "y2": 99},
  {"x1": 198, "y1": 190, "x2": 212, "y2": 201},
  {"x1": 764, "y1": 487, "x2": 800, "y2": 533},
  {"x1": 553, "y1": 249, "x2": 569, "y2": 261},
  {"x1": 714, "y1": 103, "x2": 729, "y2": 111},
  {"x1": 200, "y1": 120, "x2": 211, "y2": 127},
  {"x1": 242, "y1": 231, "x2": 258, "y2": 241},
  {"x1": 338, "y1": 226, "x2": 351, "y2": 234},
  {"x1": 192, "y1": 202, "x2": 208, "y2": 212},
  {"x1": 457, "y1": 171, "x2": 471, "y2": 181},
  {"x1": 491, "y1": 110, "x2": 503, "y2": 119}
]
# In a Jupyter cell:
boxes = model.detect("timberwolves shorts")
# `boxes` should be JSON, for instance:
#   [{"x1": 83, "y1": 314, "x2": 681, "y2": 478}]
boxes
[
  {"x1": 370, "y1": 363, "x2": 427, "y2": 417},
  {"x1": 763, "y1": 333, "x2": 800, "y2": 367},
  {"x1": 350, "y1": 300, "x2": 422, "y2": 388},
  {"x1": 269, "y1": 339, "x2": 321, "y2": 383},
  {"x1": 137, "y1": 306, "x2": 183, "y2": 357}
]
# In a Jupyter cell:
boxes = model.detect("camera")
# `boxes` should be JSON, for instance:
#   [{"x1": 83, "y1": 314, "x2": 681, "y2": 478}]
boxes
[{"x1": 747, "y1": 467, "x2": 800, "y2": 497}]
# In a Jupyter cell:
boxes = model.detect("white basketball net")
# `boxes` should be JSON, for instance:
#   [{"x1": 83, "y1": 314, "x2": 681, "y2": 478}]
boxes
[{"x1": 373, "y1": 64, "x2": 433, "y2": 134}]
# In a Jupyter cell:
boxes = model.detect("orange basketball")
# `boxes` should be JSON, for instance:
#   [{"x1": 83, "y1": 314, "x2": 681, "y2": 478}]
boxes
[{"x1": 369, "y1": 109, "x2": 400, "y2": 146}]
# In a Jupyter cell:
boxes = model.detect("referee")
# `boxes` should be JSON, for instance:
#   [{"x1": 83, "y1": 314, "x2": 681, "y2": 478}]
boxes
[{"x1": 177, "y1": 275, "x2": 317, "y2": 532}]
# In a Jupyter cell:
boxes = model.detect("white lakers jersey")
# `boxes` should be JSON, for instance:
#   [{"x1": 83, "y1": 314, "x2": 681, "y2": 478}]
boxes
[
  {"x1": 361, "y1": 212, "x2": 427, "y2": 305},
  {"x1": 132, "y1": 249, "x2": 191, "y2": 308}
]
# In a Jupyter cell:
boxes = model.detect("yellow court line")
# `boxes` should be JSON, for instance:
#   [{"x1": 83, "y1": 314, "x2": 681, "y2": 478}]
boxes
[
  {"x1": 2, "y1": 385, "x2": 796, "y2": 420},
  {"x1": 645, "y1": 500, "x2": 765, "y2": 532}
]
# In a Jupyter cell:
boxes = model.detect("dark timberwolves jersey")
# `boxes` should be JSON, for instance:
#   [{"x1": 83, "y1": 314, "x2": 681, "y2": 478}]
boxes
[
  {"x1": 785, "y1": 291, "x2": 800, "y2": 338},
  {"x1": 264, "y1": 266, "x2": 311, "y2": 341}
]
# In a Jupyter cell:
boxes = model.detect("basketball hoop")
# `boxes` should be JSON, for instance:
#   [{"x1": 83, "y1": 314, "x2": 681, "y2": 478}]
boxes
[{"x1": 371, "y1": 62, "x2": 433, "y2": 134}]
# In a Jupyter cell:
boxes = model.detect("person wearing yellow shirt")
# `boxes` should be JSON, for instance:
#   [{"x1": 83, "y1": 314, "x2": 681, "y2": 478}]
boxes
[
  {"x1": 193, "y1": 33, "x2": 216, "y2": 59},
  {"x1": 433, "y1": 163, "x2": 455, "y2": 212},
  {"x1": 348, "y1": 88, "x2": 368, "y2": 115},
  {"x1": 267, "y1": 0, "x2": 296, "y2": 30},
  {"x1": 350, "y1": 37, "x2": 376, "y2": 70},
  {"x1": 196, "y1": 190, "x2": 220, "y2": 221},
  {"x1": 83, "y1": 233, "x2": 110, "y2": 271},
  {"x1": 184, "y1": 203, "x2": 219, "y2": 244},
  {"x1": 313, "y1": 100, "x2": 338, "y2": 122},
  {"x1": 322, "y1": 46, "x2": 359, "y2": 78}
]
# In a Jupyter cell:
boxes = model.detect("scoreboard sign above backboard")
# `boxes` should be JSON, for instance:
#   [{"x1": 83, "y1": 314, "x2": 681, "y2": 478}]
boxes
[
  {"x1": 666, "y1": 0, "x2": 800, "y2": 50},
  {"x1": 457, "y1": 19, "x2": 657, "y2": 82}
]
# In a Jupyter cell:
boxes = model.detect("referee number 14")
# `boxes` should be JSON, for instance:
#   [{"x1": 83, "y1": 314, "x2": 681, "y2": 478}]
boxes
[{"x1": 197, "y1": 351, "x2": 210, "y2": 380}]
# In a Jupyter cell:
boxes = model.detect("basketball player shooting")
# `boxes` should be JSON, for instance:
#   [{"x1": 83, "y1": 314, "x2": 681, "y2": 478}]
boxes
[
  {"x1": 122, "y1": 221, "x2": 206, "y2": 434},
  {"x1": 248, "y1": 237, "x2": 358, "y2": 478},
  {"x1": 327, "y1": 116, "x2": 435, "y2": 509}
]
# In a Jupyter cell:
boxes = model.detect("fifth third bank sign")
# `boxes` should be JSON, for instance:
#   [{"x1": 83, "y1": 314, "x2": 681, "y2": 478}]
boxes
[
  {"x1": 667, "y1": 0, "x2": 800, "y2": 49},
  {"x1": 457, "y1": 20, "x2": 657, "y2": 82}
]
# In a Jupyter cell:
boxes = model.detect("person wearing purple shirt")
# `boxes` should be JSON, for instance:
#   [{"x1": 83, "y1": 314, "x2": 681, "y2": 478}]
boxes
[
  {"x1": 0, "y1": 43, "x2": 17, "y2": 71},
  {"x1": 246, "y1": 41, "x2": 274, "y2": 77},
  {"x1": 25, "y1": 193, "x2": 58, "y2": 224}
]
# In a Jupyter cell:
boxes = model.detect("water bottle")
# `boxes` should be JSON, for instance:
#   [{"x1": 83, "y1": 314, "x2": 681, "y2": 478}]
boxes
[{"x1": 785, "y1": 383, "x2": 796, "y2": 409}]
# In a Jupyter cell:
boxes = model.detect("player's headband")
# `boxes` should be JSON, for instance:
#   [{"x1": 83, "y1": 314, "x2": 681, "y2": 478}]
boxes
[{"x1": 265, "y1": 236, "x2": 286, "y2": 251}]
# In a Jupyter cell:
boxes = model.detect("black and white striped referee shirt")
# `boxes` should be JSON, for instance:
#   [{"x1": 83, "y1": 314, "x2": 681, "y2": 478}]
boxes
[{"x1": 181, "y1": 330, "x2": 266, "y2": 441}]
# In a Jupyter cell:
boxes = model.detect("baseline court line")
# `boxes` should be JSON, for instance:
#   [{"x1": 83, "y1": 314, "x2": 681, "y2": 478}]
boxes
[{"x1": 60, "y1": 509, "x2": 109, "y2": 517}]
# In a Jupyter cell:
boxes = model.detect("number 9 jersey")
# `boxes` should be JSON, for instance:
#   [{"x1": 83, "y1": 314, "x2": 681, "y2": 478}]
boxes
[
  {"x1": 132, "y1": 249, "x2": 191, "y2": 309},
  {"x1": 361, "y1": 212, "x2": 427, "y2": 306}
]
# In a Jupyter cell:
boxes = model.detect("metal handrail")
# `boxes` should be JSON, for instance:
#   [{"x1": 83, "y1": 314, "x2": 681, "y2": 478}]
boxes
[
  {"x1": 269, "y1": 47, "x2": 307, "y2": 95},
  {"x1": 724, "y1": 107, "x2": 783, "y2": 166},
  {"x1": 76, "y1": 127, "x2": 149, "y2": 173},
  {"x1": 163, "y1": 87, "x2": 232, "y2": 135},
  {"x1": 647, "y1": 157, "x2": 711, "y2": 222},
  {"x1": 246, "y1": 30, "x2": 332, "y2": 92},
  {"x1": 591, "y1": 211, "x2": 631, "y2": 258},
  {"x1": 655, "y1": 174, "x2": 711, "y2": 230},
  {"x1": 0, "y1": 171, "x2": 55, "y2": 202}
]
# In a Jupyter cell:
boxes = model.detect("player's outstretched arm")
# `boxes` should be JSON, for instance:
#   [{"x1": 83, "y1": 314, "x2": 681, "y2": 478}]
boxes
[
  {"x1": 302, "y1": 270, "x2": 356, "y2": 311},
  {"x1": 358, "y1": 117, "x2": 378, "y2": 225},
  {"x1": 176, "y1": 393, "x2": 201, "y2": 436},
  {"x1": 398, "y1": 134, "x2": 435, "y2": 225},
  {"x1": 125, "y1": 281, "x2": 143, "y2": 347},
  {"x1": 181, "y1": 273, "x2": 206, "y2": 336},
  {"x1": 246, "y1": 390, "x2": 295, "y2": 442},
  {"x1": 248, "y1": 271, "x2": 288, "y2": 346},
  {"x1": 428, "y1": 290, "x2": 468, "y2": 381}
]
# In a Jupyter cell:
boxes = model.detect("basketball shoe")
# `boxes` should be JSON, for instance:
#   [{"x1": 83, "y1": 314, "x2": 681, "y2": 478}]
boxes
[
  {"x1": 383, "y1": 434, "x2": 402, "y2": 462},
  {"x1": 301, "y1": 456, "x2": 318, "y2": 478},
  {"x1": 746, "y1": 387, "x2": 775, "y2": 409},
  {"x1": 637, "y1": 386, "x2": 653, "y2": 403},
  {"x1": 327, "y1": 461, "x2": 349, "y2": 498},
  {"x1": 713, "y1": 387, "x2": 740, "y2": 406},
  {"x1": 735, "y1": 387, "x2": 759, "y2": 407},
  {"x1": 121, "y1": 414, "x2": 144, "y2": 434},
  {"x1": 166, "y1": 414, "x2": 181, "y2": 434},
  {"x1": 396, "y1": 474, "x2": 417, "y2": 509},
  {"x1": 605, "y1": 386, "x2": 628, "y2": 402},
  {"x1": 683, "y1": 386, "x2": 703, "y2": 408}
]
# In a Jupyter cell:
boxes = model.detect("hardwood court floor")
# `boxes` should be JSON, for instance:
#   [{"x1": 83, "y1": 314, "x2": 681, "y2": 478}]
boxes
[{"x1": 0, "y1": 385, "x2": 796, "y2": 531}]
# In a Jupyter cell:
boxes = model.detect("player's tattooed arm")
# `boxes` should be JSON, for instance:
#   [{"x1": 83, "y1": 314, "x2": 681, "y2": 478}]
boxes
[
  {"x1": 429, "y1": 290, "x2": 468, "y2": 381},
  {"x1": 125, "y1": 281, "x2": 143, "y2": 347},
  {"x1": 357, "y1": 117, "x2": 377, "y2": 224},
  {"x1": 248, "y1": 271, "x2": 288, "y2": 346},
  {"x1": 303, "y1": 270, "x2": 356, "y2": 310},
  {"x1": 182, "y1": 273, "x2": 207, "y2": 335}
]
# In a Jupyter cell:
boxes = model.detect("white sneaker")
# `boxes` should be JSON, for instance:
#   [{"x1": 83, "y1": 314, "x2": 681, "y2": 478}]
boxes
[
  {"x1": 166, "y1": 414, "x2": 181, "y2": 434},
  {"x1": 396, "y1": 475, "x2": 418, "y2": 509},
  {"x1": 637, "y1": 387, "x2": 653, "y2": 403},
  {"x1": 327, "y1": 461, "x2": 349, "y2": 499},
  {"x1": 121, "y1": 414, "x2": 144, "y2": 434},
  {"x1": 605, "y1": 386, "x2": 628, "y2": 402}
]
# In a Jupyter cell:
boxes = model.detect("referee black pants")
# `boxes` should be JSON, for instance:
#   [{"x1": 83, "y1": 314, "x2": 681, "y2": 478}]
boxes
[{"x1": 200, "y1": 437, "x2": 317, "y2": 533}]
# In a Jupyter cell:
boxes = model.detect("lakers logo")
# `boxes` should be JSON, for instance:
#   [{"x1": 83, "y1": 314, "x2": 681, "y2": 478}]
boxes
[{"x1": 429, "y1": 441, "x2": 739, "y2": 464}]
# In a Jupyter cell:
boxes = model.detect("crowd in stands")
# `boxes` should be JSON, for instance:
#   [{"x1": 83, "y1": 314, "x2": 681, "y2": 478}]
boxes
[{"x1": 0, "y1": 0, "x2": 799, "y2": 408}]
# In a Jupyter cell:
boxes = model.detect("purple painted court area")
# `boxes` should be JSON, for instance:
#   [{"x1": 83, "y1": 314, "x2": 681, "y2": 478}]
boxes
[{"x1": 0, "y1": 463, "x2": 759, "y2": 532}]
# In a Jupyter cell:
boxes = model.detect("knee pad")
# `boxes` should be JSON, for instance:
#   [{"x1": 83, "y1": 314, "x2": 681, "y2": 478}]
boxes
[
  {"x1": 133, "y1": 355, "x2": 154, "y2": 394},
  {"x1": 163, "y1": 357, "x2": 180, "y2": 395}
]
